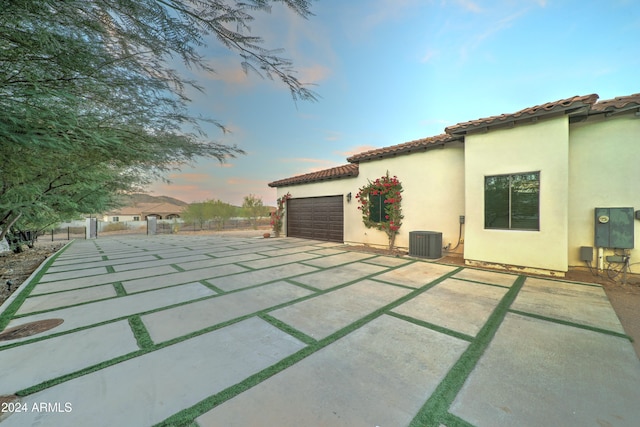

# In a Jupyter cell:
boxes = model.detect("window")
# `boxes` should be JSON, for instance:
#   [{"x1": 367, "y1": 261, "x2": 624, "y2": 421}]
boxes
[
  {"x1": 485, "y1": 172, "x2": 539, "y2": 230},
  {"x1": 112, "y1": 216, "x2": 119, "y2": 222},
  {"x1": 133, "y1": 216, "x2": 140, "y2": 221},
  {"x1": 368, "y1": 194, "x2": 389, "y2": 223}
]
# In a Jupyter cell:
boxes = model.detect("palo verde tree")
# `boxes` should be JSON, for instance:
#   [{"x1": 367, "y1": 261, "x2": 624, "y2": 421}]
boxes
[
  {"x1": 182, "y1": 199, "x2": 236, "y2": 230},
  {"x1": 0, "y1": 0, "x2": 317, "y2": 239},
  {"x1": 242, "y1": 194, "x2": 269, "y2": 229}
]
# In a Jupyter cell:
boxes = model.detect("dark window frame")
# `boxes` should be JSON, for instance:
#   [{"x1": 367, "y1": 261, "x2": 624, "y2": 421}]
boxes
[
  {"x1": 368, "y1": 193, "x2": 389, "y2": 223},
  {"x1": 484, "y1": 171, "x2": 540, "y2": 231}
]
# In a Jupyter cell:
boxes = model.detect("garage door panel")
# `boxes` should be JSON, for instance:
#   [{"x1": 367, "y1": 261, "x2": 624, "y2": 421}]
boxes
[{"x1": 287, "y1": 196, "x2": 343, "y2": 243}]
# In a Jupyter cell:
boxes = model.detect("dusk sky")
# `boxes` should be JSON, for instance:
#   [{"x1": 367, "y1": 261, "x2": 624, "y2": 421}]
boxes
[{"x1": 148, "y1": 0, "x2": 639, "y2": 206}]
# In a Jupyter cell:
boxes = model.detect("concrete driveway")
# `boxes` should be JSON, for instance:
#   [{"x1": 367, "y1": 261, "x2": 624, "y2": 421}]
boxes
[{"x1": 0, "y1": 235, "x2": 639, "y2": 426}]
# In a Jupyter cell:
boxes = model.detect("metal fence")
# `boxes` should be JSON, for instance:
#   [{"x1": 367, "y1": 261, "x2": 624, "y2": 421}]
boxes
[
  {"x1": 45, "y1": 217, "x2": 271, "y2": 239},
  {"x1": 48, "y1": 226, "x2": 87, "y2": 241}
]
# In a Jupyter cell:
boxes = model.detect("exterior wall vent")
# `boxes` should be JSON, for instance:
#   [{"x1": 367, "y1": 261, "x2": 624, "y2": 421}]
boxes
[{"x1": 409, "y1": 231, "x2": 443, "y2": 259}]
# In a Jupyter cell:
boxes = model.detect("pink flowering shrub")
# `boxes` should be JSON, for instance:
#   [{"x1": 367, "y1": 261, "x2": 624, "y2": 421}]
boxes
[
  {"x1": 356, "y1": 172, "x2": 403, "y2": 250},
  {"x1": 271, "y1": 192, "x2": 291, "y2": 236}
]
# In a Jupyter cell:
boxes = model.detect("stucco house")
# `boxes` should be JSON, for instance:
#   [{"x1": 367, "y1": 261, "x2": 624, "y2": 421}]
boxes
[
  {"x1": 268, "y1": 93, "x2": 640, "y2": 276},
  {"x1": 102, "y1": 202, "x2": 185, "y2": 222}
]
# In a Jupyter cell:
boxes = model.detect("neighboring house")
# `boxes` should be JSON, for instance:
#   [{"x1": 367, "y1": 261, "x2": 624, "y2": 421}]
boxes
[
  {"x1": 103, "y1": 203, "x2": 185, "y2": 222},
  {"x1": 268, "y1": 93, "x2": 640, "y2": 276}
]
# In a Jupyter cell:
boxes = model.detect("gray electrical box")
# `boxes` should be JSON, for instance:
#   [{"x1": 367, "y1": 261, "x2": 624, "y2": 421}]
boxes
[
  {"x1": 579, "y1": 246, "x2": 593, "y2": 262},
  {"x1": 594, "y1": 207, "x2": 634, "y2": 249}
]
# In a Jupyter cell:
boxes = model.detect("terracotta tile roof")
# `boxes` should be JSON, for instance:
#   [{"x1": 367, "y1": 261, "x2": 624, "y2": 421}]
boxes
[
  {"x1": 346, "y1": 133, "x2": 462, "y2": 163},
  {"x1": 591, "y1": 93, "x2": 640, "y2": 113},
  {"x1": 446, "y1": 94, "x2": 600, "y2": 135},
  {"x1": 268, "y1": 164, "x2": 359, "y2": 188}
]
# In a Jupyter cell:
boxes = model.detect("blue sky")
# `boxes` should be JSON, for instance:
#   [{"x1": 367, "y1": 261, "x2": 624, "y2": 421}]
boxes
[{"x1": 148, "y1": 0, "x2": 639, "y2": 206}]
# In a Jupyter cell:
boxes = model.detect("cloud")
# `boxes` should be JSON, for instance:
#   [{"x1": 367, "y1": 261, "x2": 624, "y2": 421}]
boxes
[
  {"x1": 298, "y1": 64, "x2": 332, "y2": 84},
  {"x1": 324, "y1": 131, "x2": 342, "y2": 142},
  {"x1": 452, "y1": 0, "x2": 483, "y2": 13},
  {"x1": 360, "y1": 0, "x2": 423, "y2": 33},
  {"x1": 335, "y1": 145, "x2": 378, "y2": 157},
  {"x1": 458, "y1": 7, "x2": 530, "y2": 61},
  {"x1": 147, "y1": 182, "x2": 216, "y2": 203},
  {"x1": 166, "y1": 173, "x2": 211, "y2": 183},
  {"x1": 420, "y1": 48, "x2": 440, "y2": 63}
]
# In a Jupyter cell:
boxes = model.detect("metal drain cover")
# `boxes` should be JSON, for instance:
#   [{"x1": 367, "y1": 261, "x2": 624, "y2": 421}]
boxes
[{"x1": 0, "y1": 319, "x2": 64, "y2": 341}]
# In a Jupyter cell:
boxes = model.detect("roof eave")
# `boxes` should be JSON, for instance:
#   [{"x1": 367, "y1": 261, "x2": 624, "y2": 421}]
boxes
[{"x1": 446, "y1": 104, "x2": 593, "y2": 136}]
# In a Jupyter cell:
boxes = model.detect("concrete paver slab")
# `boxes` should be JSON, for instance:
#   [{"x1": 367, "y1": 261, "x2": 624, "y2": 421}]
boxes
[
  {"x1": 303, "y1": 251, "x2": 376, "y2": 268},
  {"x1": 112, "y1": 254, "x2": 211, "y2": 272},
  {"x1": 15, "y1": 284, "x2": 117, "y2": 315},
  {"x1": 392, "y1": 278, "x2": 508, "y2": 337},
  {"x1": 205, "y1": 246, "x2": 280, "y2": 258},
  {"x1": 174, "y1": 252, "x2": 266, "y2": 270},
  {"x1": 290, "y1": 262, "x2": 389, "y2": 290},
  {"x1": 238, "y1": 252, "x2": 322, "y2": 269},
  {"x1": 31, "y1": 265, "x2": 178, "y2": 294},
  {"x1": 4, "y1": 283, "x2": 215, "y2": 343},
  {"x1": 452, "y1": 268, "x2": 518, "y2": 287},
  {"x1": 1, "y1": 318, "x2": 306, "y2": 427},
  {"x1": 362, "y1": 255, "x2": 412, "y2": 267},
  {"x1": 121, "y1": 263, "x2": 247, "y2": 293},
  {"x1": 450, "y1": 313, "x2": 640, "y2": 427},
  {"x1": 52, "y1": 255, "x2": 106, "y2": 266},
  {"x1": 0, "y1": 320, "x2": 138, "y2": 395},
  {"x1": 142, "y1": 281, "x2": 314, "y2": 343},
  {"x1": 511, "y1": 277, "x2": 625, "y2": 333},
  {"x1": 46, "y1": 255, "x2": 159, "y2": 273},
  {"x1": 307, "y1": 248, "x2": 346, "y2": 256},
  {"x1": 269, "y1": 280, "x2": 412, "y2": 340},
  {"x1": 197, "y1": 315, "x2": 469, "y2": 427},
  {"x1": 373, "y1": 261, "x2": 457, "y2": 288},
  {"x1": 257, "y1": 245, "x2": 322, "y2": 256},
  {"x1": 211, "y1": 263, "x2": 319, "y2": 292},
  {"x1": 38, "y1": 267, "x2": 109, "y2": 282}
]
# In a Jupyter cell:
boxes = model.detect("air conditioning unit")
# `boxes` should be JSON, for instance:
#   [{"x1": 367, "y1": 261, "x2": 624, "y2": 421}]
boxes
[{"x1": 409, "y1": 231, "x2": 443, "y2": 259}]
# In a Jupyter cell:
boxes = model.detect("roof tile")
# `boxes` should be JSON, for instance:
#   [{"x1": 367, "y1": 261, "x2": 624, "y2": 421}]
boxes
[
  {"x1": 268, "y1": 163, "x2": 358, "y2": 187},
  {"x1": 591, "y1": 93, "x2": 640, "y2": 112},
  {"x1": 346, "y1": 133, "x2": 461, "y2": 163},
  {"x1": 446, "y1": 94, "x2": 599, "y2": 135}
]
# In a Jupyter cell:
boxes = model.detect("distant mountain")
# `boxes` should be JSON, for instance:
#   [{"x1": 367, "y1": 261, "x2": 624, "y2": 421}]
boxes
[{"x1": 120, "y1": 193, "x2": 188, "y2": 207}]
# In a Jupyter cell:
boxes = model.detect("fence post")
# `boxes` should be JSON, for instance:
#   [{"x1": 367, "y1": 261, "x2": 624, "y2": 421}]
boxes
[{"x1": 51, "y1": 229, "x2": 54, "y2": 242}]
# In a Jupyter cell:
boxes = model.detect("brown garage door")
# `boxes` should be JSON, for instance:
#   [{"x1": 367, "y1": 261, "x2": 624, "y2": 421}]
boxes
[{"x1": 287, "y1": 196, "x2": 344, "y2": 242}]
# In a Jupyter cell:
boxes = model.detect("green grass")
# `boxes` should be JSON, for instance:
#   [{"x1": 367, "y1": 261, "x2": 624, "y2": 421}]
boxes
[{"x1": 129, "y1": 315, "x2": 154, "y2": 349}]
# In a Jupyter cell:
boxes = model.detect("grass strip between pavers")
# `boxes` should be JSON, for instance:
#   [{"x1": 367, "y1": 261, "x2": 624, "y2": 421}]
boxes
[
  {"x1": 0, "y1": 242, "x2": 72, "y2": 331},
  {"x1": 113, "y1": 282, "x2": 127, "y2": 297},
  {"x1": 154, "y1": 266, "x2": 464, "y2": 427},
  {"x1": 508, "y1": 308, "x2": 633, "y2": 342},
  {"x1": 129, "y1": 315, "x2": 154, "y2": 350},
  {"x1": 409, "y1": 275, "x2": 527, "y2": 427},
  {"x1": 387, "y1": 312, "x2": 475, "y2": 343},
  {"x1": 259, "y1": 313, "x2": 316, "y2": 345},
  {"x1": 198, "y1": 279, "x2": 224, "y2": 294},
  {"x1": 170, "y1": 264, "x2": 186, "y2": 272}
]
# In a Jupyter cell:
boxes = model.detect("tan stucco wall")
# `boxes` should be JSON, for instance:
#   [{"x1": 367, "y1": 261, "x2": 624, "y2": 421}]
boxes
[
  {"x1": 464, "y1": 115, "x2": 569, "y2": 272},
  {"x1": 275, "y1": 142, "x2": 465, "y2": 251},
  {"x1": 352, "y1": 143, "x2": 465, "y2": 250},
  {"x1": 568, "y1": 113, "x2": 640, "y2": 266},
  {"x1": 274, "y1": 178, "x2": 353, "y2": 236}
]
